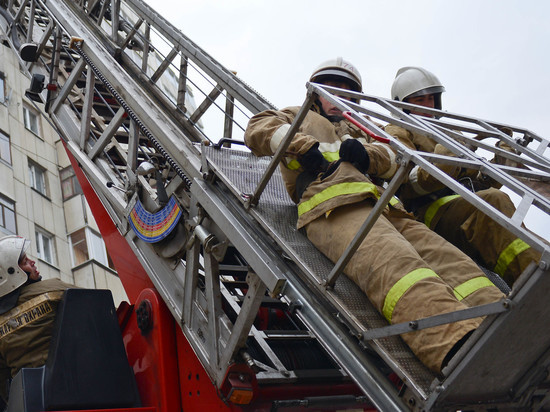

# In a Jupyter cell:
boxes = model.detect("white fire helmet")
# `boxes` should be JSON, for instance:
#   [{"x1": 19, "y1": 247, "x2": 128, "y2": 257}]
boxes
[
  {"x1": 310, "y1": 57, "x2": 363, "y2": 93},
  {"x1": 0, "y1": 235, "x2": 31, "y2": 298},
  {"x1": 391, "y1": 66, "x2": 445, "y2": 110}
]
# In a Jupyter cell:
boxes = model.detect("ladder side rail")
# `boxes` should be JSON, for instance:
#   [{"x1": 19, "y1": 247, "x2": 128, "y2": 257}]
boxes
[
  {"x1": 350, "y1": 90, "x2": 550, "y2": 169},
  {"x1": 361, "y1": 300, "x2": 509, "y2": 341},
  {"x1": 64, "y1": 0, "x2": 262, "y2": 146},
  {"x1": 392, "y1": 99, "x2": 550, "y2": 167},
  {"x1": 114, "y1": 50, "x2": 207, "y2": 143},
  {"x1": 411, "y1": 114, "x2": 550, "y2": 187},
  {"x1": 419, "y1": 116, "x2": 550, "y2": 168},
  {"x1": 411, "y1": 114, "x2": 550, "y2": 217},
  {"x1": 477, "y1": 118, "x2": 550, "y2": 166},
  {"x1": 125, "y1": 0, "x2": 276, "y2": 114},
  {"x1": 317, "y1": 85, "x2": 480, "y2": 164},
  {"x1": 42, "y1": 0, "x2": 205, "y2": 183},
  {"x1": 493, "y1": 163, "x2": 550, "y2": 182},
  {"x1": 427, "y1": 123, "x2": 550, "y2": 174}
]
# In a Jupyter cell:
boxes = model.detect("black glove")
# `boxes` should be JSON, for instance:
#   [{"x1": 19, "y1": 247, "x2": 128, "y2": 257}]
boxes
[
  {"x1": 339, "y1": 139, "x2": 370, "y2": 174},
  {"x1": 299, "y1": 144, "x2": 329, "y2": 173}
]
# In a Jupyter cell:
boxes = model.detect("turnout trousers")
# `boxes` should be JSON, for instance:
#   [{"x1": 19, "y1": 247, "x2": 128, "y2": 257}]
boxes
[
  {"x1": 305, "y1": 200, "x2": 504, "y2": 372},
  {"x1": 418, "y1": 188, "x2": 541, "y2": 287}
]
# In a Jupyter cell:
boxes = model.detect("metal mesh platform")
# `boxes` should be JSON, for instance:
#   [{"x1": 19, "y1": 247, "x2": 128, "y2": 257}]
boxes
[{"x1": 204, "y1": 146, "x2": 437, "y2": 399}]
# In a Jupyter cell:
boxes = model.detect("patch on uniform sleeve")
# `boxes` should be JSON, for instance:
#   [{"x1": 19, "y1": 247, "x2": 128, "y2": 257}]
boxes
[{"x1": 0, "y1": 291, "x2": 65, "y2": 340}]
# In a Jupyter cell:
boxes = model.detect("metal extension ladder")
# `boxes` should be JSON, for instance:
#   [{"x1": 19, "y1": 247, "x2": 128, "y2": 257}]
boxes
[{"x1": 4, "y1": 0, "x2": 550, "y2": 410}]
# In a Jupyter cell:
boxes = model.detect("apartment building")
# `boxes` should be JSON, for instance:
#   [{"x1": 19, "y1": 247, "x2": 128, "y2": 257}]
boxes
[{"x1": 0, "y1": 40, "x2": 127, "y2": 306}]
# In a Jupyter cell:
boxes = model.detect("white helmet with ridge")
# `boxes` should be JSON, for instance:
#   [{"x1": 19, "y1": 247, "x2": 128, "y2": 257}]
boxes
[
  {"x1": 310, "y1": 57, "x2": 362, "y2": 92},
  {"x1": 391, "y1": 66, "x2": 445, "y2": 110},
  {"x1": 0, "y1": 235, "x2": 30, "y2": 299}
]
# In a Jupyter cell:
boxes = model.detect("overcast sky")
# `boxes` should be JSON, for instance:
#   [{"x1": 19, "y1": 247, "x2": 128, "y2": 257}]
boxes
[{"x1": 146, "y1": 0, "x2": 550, "y2": 238}]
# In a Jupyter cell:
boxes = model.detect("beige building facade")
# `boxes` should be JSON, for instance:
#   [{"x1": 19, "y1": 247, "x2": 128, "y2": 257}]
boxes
[{"x1": 0, "y1": 41, "x2": 127, "y2": 306}]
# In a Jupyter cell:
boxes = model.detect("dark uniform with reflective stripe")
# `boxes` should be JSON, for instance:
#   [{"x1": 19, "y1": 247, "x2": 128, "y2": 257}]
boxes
[
  {"x1": 245, "y1": 106, "x2": 504, "y2": 372},
  {"x1": 384, "y1": 123, "x2": 541, "y2": 286},
  {"x1": 0, "y1": 278, "x2": 71, "y2": 401}
]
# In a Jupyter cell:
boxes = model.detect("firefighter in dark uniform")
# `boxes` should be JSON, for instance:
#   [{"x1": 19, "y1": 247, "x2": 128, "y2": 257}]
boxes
[
  {"x1": 244, "y1": 57, "x2": 504, "y2": 373},
  {"x1": 0, "y1": 235, "x2": 72, "y2": 405},
  {"x1": 385, "y1": 66, "x2": 541, "y2": 287}
]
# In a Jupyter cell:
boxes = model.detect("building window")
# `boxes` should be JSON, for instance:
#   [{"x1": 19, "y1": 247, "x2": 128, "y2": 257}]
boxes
[
  {"x1": 0, "y1": 196, "x2": 16, "y2": 234},
  {"x1": 0, "y1": 130, "x2": 11, "y2": 165},
  {"x1": 29, "y1": 160, "x2": 48, "y2": 196},
  {"x1": 60, "y1": 166, "x2": 82, "y2": 200},
  {"x1": 69, "y1": 228, "x2": 115, "y2": 270},
  {"x1": 69, "y1": 228, "x2": 89, "y2": 266},
  {"x1": 35, "y1": 228, "x2": 56, "y2": 265},
  {"x1": 23, "y1": 104, "x2": 41, "y2": 135},
  {"x1": 0, "y1": 72, "x2": 5, "y2": 103}
]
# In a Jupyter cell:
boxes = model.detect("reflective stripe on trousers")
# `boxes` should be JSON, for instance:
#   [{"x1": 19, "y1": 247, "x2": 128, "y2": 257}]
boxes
[
  {"x1": 424, "y1": 194, "x2": 460, "y2": 229},
  {"x1": 494, "y1": 238, "x2": 532, "y2": 276},
  {"x1": 382, "y1": 268, "x2": 438, "y2": 322},
  {"x1": 424, "y1": 195, "x2": 533, "y2": 277},
  {"x1": 383, "y1": 270, "x2": 496, "y2": 323},
  {"x1": 453, "y1": 276, "x2": 495, "y2": 301}
]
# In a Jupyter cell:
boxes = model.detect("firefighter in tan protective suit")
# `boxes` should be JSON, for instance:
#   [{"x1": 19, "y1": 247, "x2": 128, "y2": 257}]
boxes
[
  {"x1": 244, "y1": 57, "x2": 505, "y2": 373},
  {"x1": 385, "y1": 66, "x2": 541, "y2": 287},
  {"x1": 0, "y1": 235, "x2": 72, "y2": 405}
]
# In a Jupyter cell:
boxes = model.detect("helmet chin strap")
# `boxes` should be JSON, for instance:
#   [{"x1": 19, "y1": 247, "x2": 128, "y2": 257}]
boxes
[
  {"x1": 24, "y1": 271, "x2": 42, "y2": 285},
  {"x1": 315, "y1": 98, "x2": 345, "y2": 123}
]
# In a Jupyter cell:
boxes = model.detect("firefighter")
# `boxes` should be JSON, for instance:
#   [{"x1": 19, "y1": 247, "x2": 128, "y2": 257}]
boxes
[
  {"x1": 244, "y1": 57, "x2": 504, "y2": 373},
  {"x1": 386, "y1": 66, "x2": 541, "y2": 287},
  {"x1": 0, "y1": 235, "x2": 73, "y2": 404}
]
